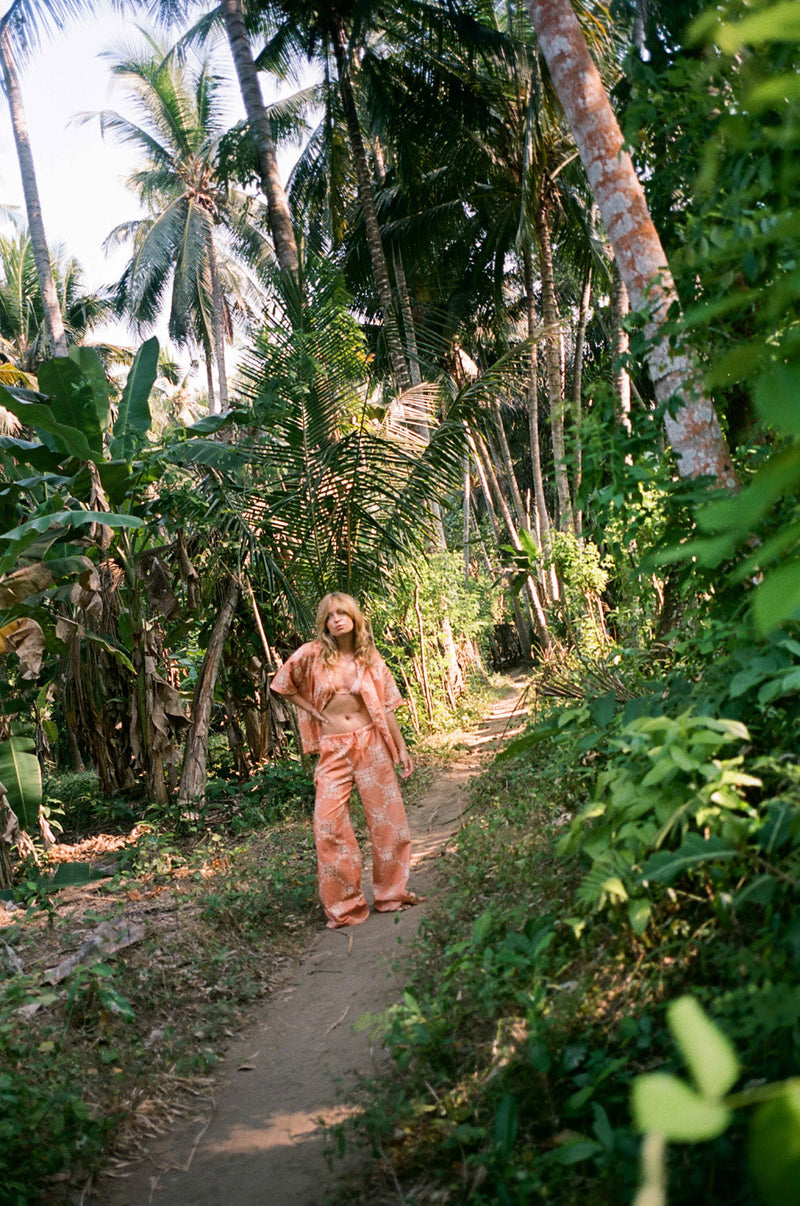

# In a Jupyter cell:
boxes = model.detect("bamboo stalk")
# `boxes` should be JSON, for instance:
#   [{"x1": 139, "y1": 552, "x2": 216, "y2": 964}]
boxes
[
  {"x1": 398, "y1": 664, "x2": 421, "y2": 735},
  {"x1": 413, "y1": 584, "x2": 435, "y2": 720},
  {"x1": 244, "y1": 577, "x2": 304, "y2": 760}
]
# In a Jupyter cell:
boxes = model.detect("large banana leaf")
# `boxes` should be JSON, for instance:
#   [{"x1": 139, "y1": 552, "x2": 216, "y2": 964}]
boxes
[
  {"x1": 68, "y1": 346, "x2": 112, "y2": 434},
  {"x1": 0, "y1": 510, "x2": 143, "y2": 576},
  {"x1": 1, "y1": 511, "x2": 144, "y2": 543},
  {"x1": 0, "y1": 385, "x2": 97, "y2": 462},
  {"x1": 109, "y1": 336, "x2": 158, "y2": 463},
  {"x1": 0, "y1": 436, "x2": 65, "y2": 474},
  {"x1": 37, "y1": 358, "x2": 105, "y2": 458},
  {"x1": 0, "y1": 736, "x2": 41, "y2": 831}
]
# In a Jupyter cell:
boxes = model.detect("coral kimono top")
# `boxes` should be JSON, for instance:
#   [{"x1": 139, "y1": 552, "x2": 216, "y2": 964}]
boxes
[{"x1": 270, "y1": 641, "x2": 405, "y2": 761}]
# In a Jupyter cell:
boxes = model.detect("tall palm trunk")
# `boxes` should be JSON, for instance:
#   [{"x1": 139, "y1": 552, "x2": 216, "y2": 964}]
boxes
[
  {"x1": 534, "y1": 200, "x2": 574, "y2": 530},
  {"x1": 572, "y1": 263, "x2": 593, "y2": 535},
  {"x1": 490, "y1": 408, "x2": 527, "y2": 533},
  {"x1": 372, "y1": 147, "x2": 465, "y2": 688},
  {"x1": 522, "y1": 247, "x2": 558, "y2": 604},
  {"x1": 0, "y1": 26, "x2": 67, "y2": 358},
  {"x1": 373, "y1": 136, "x2": 420, "y2": 388},
  {"x1": 203, "y1": 338, "x2": 217, "y2": 414},
  {"x1": 611, "y1": 259, "x2": 631, "y2": 434},
  {"x1": 522, "y1": 249, "x2": 550, "y2": 537},
  {"x1": 207, "y1": 233, "x2": 229, "y2": 413},
  {"x1": 526, "y1": 0, "x2": 736, "y2": 488},
  {"x1": 393, "y1": 247, "x2": 421, "y2": 387},
  {"x1": 463, "y1": 459, "x2": 471, "y2": 583},
  {"x1": 468, "y1": 425, "x2": 550, "y2": 650},
  {"x1": 466, "y1": 428, "x2": 531, "y2": 652},
  {"x1": 332, "y1": 24, "x2": 411, "y2": 392},
  {"x1": 221, "y1": 0, "x2": 299, "y2": 277}
]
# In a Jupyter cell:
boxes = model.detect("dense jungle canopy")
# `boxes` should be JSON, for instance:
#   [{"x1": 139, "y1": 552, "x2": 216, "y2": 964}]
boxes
[{"x1": 1, "y1": 0, "x2": 800, "y2": 1202}]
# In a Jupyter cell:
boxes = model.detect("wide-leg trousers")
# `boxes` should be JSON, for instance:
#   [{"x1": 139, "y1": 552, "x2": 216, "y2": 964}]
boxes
[{"x1": 313, "y1": 723, "x2": 412, "y2": 928}]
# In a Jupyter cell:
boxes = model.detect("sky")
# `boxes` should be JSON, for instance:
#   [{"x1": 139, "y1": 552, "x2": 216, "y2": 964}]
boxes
[{"x1": 0, "y1": 9, "x2": 250, "y2": 351}]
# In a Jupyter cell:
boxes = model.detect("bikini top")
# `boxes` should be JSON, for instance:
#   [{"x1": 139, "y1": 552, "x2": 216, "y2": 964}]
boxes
[{"x1": 329, "y1": 660, "x2": 365, "y2": 696}]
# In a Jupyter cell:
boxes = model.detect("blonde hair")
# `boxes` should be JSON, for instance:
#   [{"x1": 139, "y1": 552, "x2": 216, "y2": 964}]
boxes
[{"x1": 316, "y1": 593, "x2": 374, "y2": 665}]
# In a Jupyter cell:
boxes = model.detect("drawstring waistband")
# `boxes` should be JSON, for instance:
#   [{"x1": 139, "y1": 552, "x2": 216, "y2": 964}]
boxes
[{"x1": 318, "y1": 722, "x2": 376, "y2": 752}]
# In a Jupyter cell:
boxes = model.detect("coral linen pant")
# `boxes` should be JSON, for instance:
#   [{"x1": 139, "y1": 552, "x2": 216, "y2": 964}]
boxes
[{"x1": 313, "y1": 723, "x2": 412, "y2": 928}]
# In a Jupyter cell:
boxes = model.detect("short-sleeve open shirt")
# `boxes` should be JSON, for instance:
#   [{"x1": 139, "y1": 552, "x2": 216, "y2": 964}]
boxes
[{"x1": 271, "y1": 640, "x2": 404, "y2": 761}]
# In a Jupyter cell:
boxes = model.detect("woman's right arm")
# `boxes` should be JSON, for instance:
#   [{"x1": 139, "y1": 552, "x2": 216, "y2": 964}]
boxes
[
  {"x1": 280, "y1": 689, "x2": 328, "y2": 726},
  {"x1": 270, "y1": 647, "x2": 329, "y2": 725}
]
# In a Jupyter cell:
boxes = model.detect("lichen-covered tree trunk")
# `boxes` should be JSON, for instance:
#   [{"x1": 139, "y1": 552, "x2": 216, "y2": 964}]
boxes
[
  {"x1": 527, "y1": 0, "x2": 736, "y2": 488},
  {"x1": 611, "y1": 259, "x2": 632, "y2": 434},
  {"x1": 572, "y1": 262, "x2": 593, "y2": 536},
  {"x1": 0, "y1": 26, "x2": 67, "y2": 358},
  {"x1": 534, "y1": 202, "x2": 575, "y2": 529},
  {"x1": 221, "y1": 0, "x2": 299, "y2": 277}
]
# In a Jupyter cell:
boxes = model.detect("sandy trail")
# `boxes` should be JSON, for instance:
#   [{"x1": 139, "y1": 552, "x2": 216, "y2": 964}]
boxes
[{"x1": 101, "y1": 679, "x2": 530, "y2": 1206}]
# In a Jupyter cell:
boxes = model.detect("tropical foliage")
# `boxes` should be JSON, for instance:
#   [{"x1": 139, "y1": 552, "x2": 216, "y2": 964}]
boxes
[
  {"x1": 94, "y1": 31, "x2": 273, "y2": 412},
  {"x1": 0, "y1": 227, "x2": 111, "y2": 374},
  {"x1": 1, "y1": 0, "x2": 800, "y2": 1200}
]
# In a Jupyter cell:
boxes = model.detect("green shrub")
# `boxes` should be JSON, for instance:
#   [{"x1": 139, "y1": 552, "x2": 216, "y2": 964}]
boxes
[
  {"x1": 0, "y1": 979, "x2": 113, "y2": 1204},
  {"x1": 48, "y1": 769, "x2": 138, "y2": 834}
]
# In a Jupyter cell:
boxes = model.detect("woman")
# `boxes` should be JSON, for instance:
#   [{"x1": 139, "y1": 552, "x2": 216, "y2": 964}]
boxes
[{"x1": 270, "y1": 593, "x2": 422, "y2": 928}]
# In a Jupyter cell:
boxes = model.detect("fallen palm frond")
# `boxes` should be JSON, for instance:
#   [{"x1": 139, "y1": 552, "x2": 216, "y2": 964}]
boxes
[{"x1": 537, "y1": 645, "x2": 665, "y2": 702}]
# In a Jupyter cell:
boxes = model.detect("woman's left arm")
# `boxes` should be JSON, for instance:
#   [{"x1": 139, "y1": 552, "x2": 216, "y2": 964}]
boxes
[{"x1": 386, "y1": 710, "x2": 413, "y2": 779}]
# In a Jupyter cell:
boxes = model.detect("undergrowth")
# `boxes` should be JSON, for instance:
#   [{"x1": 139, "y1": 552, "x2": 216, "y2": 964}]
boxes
[
  {"x1": 329, "y1": 623, "x2": 800, "y2": 1206},
  {"x1": 0, "y1": 816, "x2": 319, "y2": 1205}
]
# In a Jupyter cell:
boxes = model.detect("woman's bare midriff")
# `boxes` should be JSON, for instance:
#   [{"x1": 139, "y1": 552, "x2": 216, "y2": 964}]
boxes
[{"x1": 322, "y1": 692, "x2": 371, "y2": 734}]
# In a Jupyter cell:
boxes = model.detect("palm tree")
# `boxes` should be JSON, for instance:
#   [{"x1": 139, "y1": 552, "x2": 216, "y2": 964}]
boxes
[
  {"x1": 148, "y1": 0, "x2": 301, "y2": 275},
  {"x1": 249, "y1": 0, "x2": 423, "y2": 391},
  {"x1": 0, "y1": 3, "x2": 71, "y2": 357},
  {"x1": 320, "y1": 2, "x2": 600, "y2": 623},
  {"x1": 94, "y1": 30, "x2": 272, "y2": 412},
  {"x1": 170, "y1": 253, "x2": 483, "y2": 801},
  {"x1": 526, "y1": 0, "x2": 737, "y2": 488},
  {"x1": 220, "y1": 0, "x2": 299, "y2": 277},
  {"x1": 0, "y1": 226, "x2": 112, "y2": 373}
]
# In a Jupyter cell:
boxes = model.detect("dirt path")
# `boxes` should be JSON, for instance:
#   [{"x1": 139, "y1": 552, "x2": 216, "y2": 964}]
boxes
[{"x1": 101, "y1": 679, "x2": 531, "y2": 1206}]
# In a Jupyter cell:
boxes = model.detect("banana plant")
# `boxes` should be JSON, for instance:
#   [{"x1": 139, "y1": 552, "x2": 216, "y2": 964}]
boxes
[
  {"x1": 0, "y1": 336, "x2": 193, "y2": 835},
  {"x1": 0, "y1": 732, "x2": 41, "y2": 888}
]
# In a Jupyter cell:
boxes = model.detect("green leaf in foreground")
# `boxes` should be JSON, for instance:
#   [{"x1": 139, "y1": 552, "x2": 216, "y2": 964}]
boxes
[
  {"x1": 632, "y1": 1073, "x2": 731, "y2": 1141},
  {"x1": 640, "y1": 833, "x2": 737, "y2": 885},
  {"x1": 749, "y1": 1082, "x2": 800, "y2": 1206},
  {"x1": 109, "y1": 336, "x2": 158, "y2": 462},
  {"x1": 0, "y1": 510, "x2": 143, "y2": 543},
  {"x1": 668, "y1": 996, "x2": 740, "y2": 1100},
  {"x1": 753, "y1": 558, "x2": 800, "y2": 634}
]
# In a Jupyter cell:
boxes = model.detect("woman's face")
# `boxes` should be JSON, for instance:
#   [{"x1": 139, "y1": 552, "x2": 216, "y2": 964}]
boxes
[{"x1": 325, "y1": 604, "x2": 355, "y2": 638}]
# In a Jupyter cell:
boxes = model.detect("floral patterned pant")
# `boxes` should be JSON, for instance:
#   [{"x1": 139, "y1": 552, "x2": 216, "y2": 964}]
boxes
[{"x1": 313, "y1": 723, "x2": 412, "y2": 928}]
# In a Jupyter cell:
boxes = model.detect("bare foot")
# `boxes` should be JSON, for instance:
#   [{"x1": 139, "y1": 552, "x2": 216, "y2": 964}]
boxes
[{"x1": 375, "y1": 894, "x2": 426, "y2": 913}]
